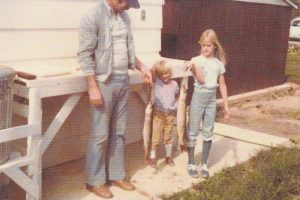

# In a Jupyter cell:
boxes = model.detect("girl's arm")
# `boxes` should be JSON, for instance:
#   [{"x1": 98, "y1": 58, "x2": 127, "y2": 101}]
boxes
[
  {"x1": 218, "y1": 75, "x2": 230, "y2": 119},
  {"x1": 192, "y1": 64, "x2": 205, "y2": 84},
  {"x1": 186, "y1": 62, "x2": 204, "y2": 84}
]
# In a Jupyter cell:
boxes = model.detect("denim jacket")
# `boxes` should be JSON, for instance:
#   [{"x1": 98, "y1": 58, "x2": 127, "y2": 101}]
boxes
[{"x1": 78, "y1": 0, "x2": 136, "y2": 82}]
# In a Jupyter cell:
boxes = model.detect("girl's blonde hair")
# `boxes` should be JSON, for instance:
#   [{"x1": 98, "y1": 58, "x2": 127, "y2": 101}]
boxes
[
  {"x1": 154, "y1": 60, "x2": 171, "y2": 78},
  {"x1": 199, "y1": 29, "x2": 226, "y2": 65}
]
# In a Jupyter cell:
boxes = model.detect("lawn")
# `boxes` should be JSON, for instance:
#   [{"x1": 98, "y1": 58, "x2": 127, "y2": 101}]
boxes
[
  {"x1": 161, "y1": 144, "x2": 300, "y2": 200},
  {"x1": 286, "y1": 51, "x2": 300, "y2": 82}
]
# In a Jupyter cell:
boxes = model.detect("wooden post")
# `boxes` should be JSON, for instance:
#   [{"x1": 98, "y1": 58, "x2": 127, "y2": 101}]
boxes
[
  {"x1": 27, "y1": 88, "x2": 42, "y2": 200},
  {"x1": 0, "y1": 124, "x2": 41, "y2": 200}
]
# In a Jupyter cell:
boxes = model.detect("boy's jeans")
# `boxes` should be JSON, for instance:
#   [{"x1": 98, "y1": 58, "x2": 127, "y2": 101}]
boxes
[
  {"x1": 187, "y1": 88, "x2": 216, "y2": 147},
  {"x1": 86, "y1": 74, "x2": 130, "y2": 186}
]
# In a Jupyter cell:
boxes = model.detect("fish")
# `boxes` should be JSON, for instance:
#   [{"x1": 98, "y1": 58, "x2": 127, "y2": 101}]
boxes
[
  {"x1": 177, "y1": 76, "x2": 189, "y2": 152},
  {"x1": 142, "y1": 86, "x2": 154, "y2": 162}
]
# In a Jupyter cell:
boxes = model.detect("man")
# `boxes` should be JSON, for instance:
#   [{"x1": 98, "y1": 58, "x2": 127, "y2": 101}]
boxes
[{"x1": 78, "y1": 0, "x2": 152, "y2": 198}]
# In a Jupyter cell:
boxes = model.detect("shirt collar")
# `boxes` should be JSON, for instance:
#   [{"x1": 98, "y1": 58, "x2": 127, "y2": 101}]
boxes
[
  {"x1": 156, "y1": 78, "x2": 165, "y2": 86},
  {"x1": 104, "y1": 0, "x2": 120, "y2": 18}
]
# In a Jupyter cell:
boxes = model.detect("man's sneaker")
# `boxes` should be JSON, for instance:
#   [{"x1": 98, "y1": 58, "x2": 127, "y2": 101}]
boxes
[
  {"x1": 199, "y1": 164, "x2": 209, "y2": 179},
  {"x1": 187, "y1": 164, "x2": 199, "y2": 178},
  {"x1": 148, "y1": 158, "x2": 157, "y2": 168},
  {"x1": 165, "y1": 156, "x2": 175, "y2": 166}
]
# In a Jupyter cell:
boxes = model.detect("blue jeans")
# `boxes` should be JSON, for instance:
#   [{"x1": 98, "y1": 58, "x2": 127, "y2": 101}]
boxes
[
  {"x1": 187, "y1": 88, "x2": 216, "y2": 147},
  {"x1": 86, "y1": 74, "x2": 130, "y2": 185}
]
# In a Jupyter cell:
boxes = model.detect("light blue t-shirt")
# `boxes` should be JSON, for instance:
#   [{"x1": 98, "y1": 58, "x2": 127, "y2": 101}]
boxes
[{"x1": 191, "y1": 55, "x2": 225, "y2": 89}]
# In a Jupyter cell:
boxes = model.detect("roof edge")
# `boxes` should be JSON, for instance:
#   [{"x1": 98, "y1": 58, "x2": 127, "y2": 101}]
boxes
[
  {"x1": 232, "y1": 0, "x2": 298, "y2": 8},
  {"x1": 284, "y1": 0, "x2": 298, "y2": 9}
]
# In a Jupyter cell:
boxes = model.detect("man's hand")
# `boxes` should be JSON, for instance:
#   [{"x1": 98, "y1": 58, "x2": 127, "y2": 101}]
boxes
[
  {"x1": 88, "y1": 87, "x2": 103, "y2": 107},
  {"x1": 135, "y1": 57, "x2": 152, "y2": 85},
  {"x1": 141, "y1": 68, "x2": 152, "y2": 85}
]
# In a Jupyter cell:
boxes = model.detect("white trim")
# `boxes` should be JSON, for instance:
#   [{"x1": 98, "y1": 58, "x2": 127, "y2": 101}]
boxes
[
  {"x1": 0, "y1": 157, "x2": 33, "y2": 171},
  {"x1": 232, "y1": 0, "x2": 298, "y2": 8},
  {"x1": 214, "y1": 122, "x2": 289, "y2": 147},
  {"x1": 134, "y1": 0, "x2": 165, "y2": 5},
  {"x1": 285, "y1": 0, "x2": 298, "y2": 9},
  {"x1": 3, "y1": 167, "x2": 39, "y2": 199},
  {"x1": 0, "y1": 124, "x2": 40, "y2": 143}
]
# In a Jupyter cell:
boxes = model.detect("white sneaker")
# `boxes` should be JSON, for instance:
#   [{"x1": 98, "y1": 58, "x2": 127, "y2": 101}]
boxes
[
  {"x1": 199, "y1": 164, "x2": 209, "y2": 179},
  {"x1": 187, "y1": 164, "x2": 199, "y2": 178}
]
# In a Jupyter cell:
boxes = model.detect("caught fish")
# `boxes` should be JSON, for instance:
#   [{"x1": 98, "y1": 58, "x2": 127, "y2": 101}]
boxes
[
  {"x1": 177, "y1": 76, "x2": 189, "y2": 152},
  {"x1": 142, "y1": 86, "x2": 154, "y2": 162}
]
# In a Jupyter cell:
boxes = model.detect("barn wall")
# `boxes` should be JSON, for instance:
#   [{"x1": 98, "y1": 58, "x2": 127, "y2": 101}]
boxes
[{"x1": 162, "y1": 0, "x2": 292, "y2": 95}]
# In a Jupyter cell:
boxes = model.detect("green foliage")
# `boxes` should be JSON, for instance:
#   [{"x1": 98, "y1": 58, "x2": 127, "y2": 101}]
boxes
[{"x1": 162, "y1": 146, "x2": 300, "y2": 200}]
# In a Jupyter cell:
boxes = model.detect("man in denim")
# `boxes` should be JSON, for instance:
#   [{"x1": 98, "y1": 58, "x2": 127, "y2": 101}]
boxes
[{"x1": 78, "y1": 0, "x2": 152, "y2": 198}]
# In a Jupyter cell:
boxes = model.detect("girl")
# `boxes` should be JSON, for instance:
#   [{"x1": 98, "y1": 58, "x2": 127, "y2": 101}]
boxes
[{"x1": 186, "y1": 29, "x2": 230, "y2": 178}]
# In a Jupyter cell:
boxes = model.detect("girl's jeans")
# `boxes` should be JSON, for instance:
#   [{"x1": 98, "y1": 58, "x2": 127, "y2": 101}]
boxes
[
  {"x1": 187, "y1": 88, "x2": 216, "y2": 147},
  {"x1": 86, "y1": 74, "x2": 129, "y2": 186}
]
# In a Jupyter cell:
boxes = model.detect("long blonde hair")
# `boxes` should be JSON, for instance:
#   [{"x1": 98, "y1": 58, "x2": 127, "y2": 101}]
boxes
[{"x1": 198, "y1": 29, "x2": 226, "y2": 65}]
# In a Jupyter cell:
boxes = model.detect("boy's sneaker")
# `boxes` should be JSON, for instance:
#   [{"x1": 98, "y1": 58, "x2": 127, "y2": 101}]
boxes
[
  {"x1": 199, "y1": 164, "x2": 209, "y2": 179},
  {"x1": 148, "y1": 158, "x2": 157, "y2": 168},
  {"x1": 165, "y1": 156, "x2": 175, "y2": 166},
  {"x1": 187, "y1": 164, "x2": 199, "y2": 178}
]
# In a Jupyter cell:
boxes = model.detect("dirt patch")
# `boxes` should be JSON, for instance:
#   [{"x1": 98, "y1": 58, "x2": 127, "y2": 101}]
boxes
[{"x1": 216, "y1": 84, "x2": 300, "y2": 142}]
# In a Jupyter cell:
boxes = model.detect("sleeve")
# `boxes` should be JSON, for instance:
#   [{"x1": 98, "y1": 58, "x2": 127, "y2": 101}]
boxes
[
  {"x1": 191, "y1": 57, "x2": 204, "y2": 71},
  {"x1": 219, "y1": 62, "x2": 226, "y2": 75},
  {"x1": 123, "y1": 12, "x2": 136, "y2": 69},
  {"x1": 77, "y1": 12, "x2": 98, "y2": 76},
  {"x1": 190, "y1": 57, "x2": 196, "y2": 63}
]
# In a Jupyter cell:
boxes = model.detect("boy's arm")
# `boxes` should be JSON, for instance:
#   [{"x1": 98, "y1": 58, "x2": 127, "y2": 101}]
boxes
[
  {"x1": 218, "y1": 75, "x2": 230, "y2": 119},
  {"x1": 175, "y1": 81, "x2": 180, "y2": 100},
  {"x1": 175, "y1": 92, "x2": 180, "y2": 100}
]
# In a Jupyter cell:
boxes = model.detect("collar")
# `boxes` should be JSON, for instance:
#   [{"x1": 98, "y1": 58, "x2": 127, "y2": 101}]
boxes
[
  {"x1": 155, "y1": 78, "x2": 165, "y2": 86},
  {"x1": 104, "y1": 0, "x2": 120, "y2": 18}
]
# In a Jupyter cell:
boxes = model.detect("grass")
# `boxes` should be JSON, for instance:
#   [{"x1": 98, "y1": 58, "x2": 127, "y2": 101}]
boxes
[
  {"x1": 286, "y1": 51, "x2": 300, "y2": 82},
  {"x1": 161, "y1": 145, "x2": 300, "y2": 200}
]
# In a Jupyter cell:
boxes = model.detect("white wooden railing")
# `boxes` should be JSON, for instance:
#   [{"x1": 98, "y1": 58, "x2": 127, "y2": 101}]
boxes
[{"x1": 0, "y1": 123, "x2": 41, "y2": 200}]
